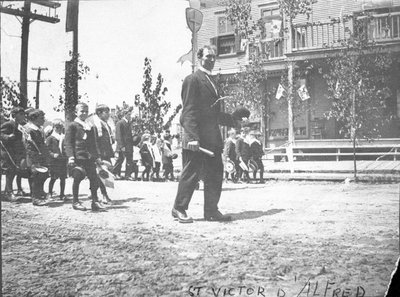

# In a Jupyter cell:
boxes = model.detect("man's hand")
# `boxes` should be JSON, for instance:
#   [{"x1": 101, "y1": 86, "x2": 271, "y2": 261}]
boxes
[
  {"x1": 187, "y1": 140, "x2": 199, "y2": 151},
  {"x1": 121, "y1": 147, "x2": 126, "y2": 152},
  {"x1": 95, "y1": 158, "x2": 103, "y2": 166},
  {"x1": 53, "y1": 153, "x2": 60, "y2": 159}
]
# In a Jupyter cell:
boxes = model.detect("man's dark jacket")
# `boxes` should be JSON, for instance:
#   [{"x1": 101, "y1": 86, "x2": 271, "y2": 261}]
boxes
[
  {"x1": 115, "y1": 119, "x2": 133, "y2": 153},
  {"x1": 180, "y1": 69, "x2": 236, "y2": 153}
]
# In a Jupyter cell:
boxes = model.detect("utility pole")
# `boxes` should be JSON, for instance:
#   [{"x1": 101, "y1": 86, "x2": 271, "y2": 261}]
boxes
[
  {"x1": 0, "y1": 0, "x2": 60, "y2": 108},
  {"x1": 65, "y1": 0, "x2": 80, "y2": 123},
  {"x1": 28, "y1": 67, "x2": 51, "y2": 108}
]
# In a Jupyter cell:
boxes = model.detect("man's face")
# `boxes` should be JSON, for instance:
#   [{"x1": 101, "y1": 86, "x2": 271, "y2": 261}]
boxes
[
  {"x1": 99, "y1": 110, "x2": 110, "y2": 122},
  {"x1": 33, "y1": 114, "x2": 45, "y2": 127},
  {"x1": 125, "y1": 112, "x2": 132, "y2": 121},
  {"x1": 200, "y1": 48, "x2": 216, "y2": 72},
  {"x1": 76, "y1": 106, "x2": 89, "y2": 121},
  {"x1": 14, "y1": 112, "x2": 26, "y2": 124}
]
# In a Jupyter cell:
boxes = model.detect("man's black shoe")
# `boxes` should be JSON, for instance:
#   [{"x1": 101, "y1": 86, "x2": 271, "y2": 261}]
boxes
[
  {"x1": 72, "y1": 201, "x2": 87, "y2": 211},
  {"x1": 171, "y1": 208, "x2": 193, "y2": 223},
  {"x1": 204, "y1": 211, "x2": 232, "y2": 222},
  {"x1": 92, "y1": 201, "x2": 106, "y2": 212}
]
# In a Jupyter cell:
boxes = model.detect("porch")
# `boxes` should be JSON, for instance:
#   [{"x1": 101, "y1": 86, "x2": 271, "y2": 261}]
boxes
[{"x1": 265, "y1": 138, "x2": 400, "y2": 162}]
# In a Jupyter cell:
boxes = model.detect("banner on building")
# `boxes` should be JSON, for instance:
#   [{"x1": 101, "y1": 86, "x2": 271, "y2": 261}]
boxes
[
  {"x1": 275, "y1": 83, "x2": 285, "y2": 100},
  {"x1": 297, "y1": 85, "x2": 310, "y2": 101}
]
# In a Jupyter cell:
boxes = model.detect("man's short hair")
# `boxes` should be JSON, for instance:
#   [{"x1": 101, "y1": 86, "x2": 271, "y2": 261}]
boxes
[
  {"x1": 76, "y1": 102, "x2": 88, "y2": 110},
  {"x1": 95, "y1": 104, "x2": 110, "y2": 115},
  {"x1": 27, "y1": 109, "x2": 45, "y2": 122},
  {"x1": 197, "y1": 45, "x2": 217, "y2": 59},
  {"x1": 52, "y1": 119, "x2": 64, "y2": 129},
  {"x1": 11, "y1": 107, "x2": 25, "y2": 117}
]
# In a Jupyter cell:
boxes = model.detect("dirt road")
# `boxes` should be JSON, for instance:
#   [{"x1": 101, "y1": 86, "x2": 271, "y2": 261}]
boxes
[{"x1": 2, "y1": 180, "x2": 399, "y2": 296}]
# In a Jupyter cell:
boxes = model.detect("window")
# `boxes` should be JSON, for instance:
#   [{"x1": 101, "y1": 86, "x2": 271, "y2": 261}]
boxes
[
  {"x1": 261, "y1": 7, "x2": 280, "y2": 17},
  {"x1": 210, "y1": 15, "x2": 244, "y2": 56},
  {"x1": 217, "y1": 16, "x2": 234, "y2": 35}
]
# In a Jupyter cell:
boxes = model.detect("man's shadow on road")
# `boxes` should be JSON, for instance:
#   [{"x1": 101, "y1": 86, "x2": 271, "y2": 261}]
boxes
[
  {"x1": 228, "y1": 209, "x2": 285, "y2": 220},
  {"x1": 195, "y1": 209, "x2": 285, "y2": 222}
]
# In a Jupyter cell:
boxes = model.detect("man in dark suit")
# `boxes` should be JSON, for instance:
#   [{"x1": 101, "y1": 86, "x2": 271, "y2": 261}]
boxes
[
  {"x1": 0, "y1": 107, "x2": 26, "y2": 201},
  {"x1": 172, "y1": 45, "x2": 250, "y2": 223},
  {"x1": 113, "y1": 110, "x2": 134, "y2": 180}
]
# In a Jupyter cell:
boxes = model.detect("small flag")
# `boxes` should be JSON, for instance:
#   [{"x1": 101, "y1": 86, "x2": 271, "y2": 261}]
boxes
[
  {"x1": 275, "y1": 83, "x2": 285, "y2": 100},
  {"x1": 240, "y1": 38, "x2": 248, "y2": 52},
  {"x1": 297, "y1": 84, "x2": 310, "y2": 101},
  {"x1": 271, "y1": 19, "x2": 282, "y2": 38},
  {"x1": 177, "y1": 49, "x2": 193, "y2": 65}
]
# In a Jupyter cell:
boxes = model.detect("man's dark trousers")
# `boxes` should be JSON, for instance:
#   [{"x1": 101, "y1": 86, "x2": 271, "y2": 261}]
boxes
[
  {"x1": 113, "y1": 151, "x2": 133, "y2": 178},
  {"x1": 174, "y1": 149, "x2": 223, "y2": 215}
]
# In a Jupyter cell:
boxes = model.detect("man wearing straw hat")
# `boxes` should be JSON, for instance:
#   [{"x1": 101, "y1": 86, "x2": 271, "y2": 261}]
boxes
[
  {"x1": 0, "y1": 107, "x2": 26, "y2": 201},
  {"x1": 172, "y1": 45, "x2": 250, "y2": 223}
]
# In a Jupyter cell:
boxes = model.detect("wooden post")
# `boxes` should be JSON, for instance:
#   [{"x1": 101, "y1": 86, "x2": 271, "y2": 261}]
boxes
[
  {"x1": 287, "y1": 61, "x2": 295, "y2": 174},
  {"x1": 20, "y1": 0, "x2": 32, "y2": 108}
]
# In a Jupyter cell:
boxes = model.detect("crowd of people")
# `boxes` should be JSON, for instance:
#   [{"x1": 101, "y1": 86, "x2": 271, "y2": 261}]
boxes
[
  {"x1": 0, "y1": 104, "x2": 178, "y2": 211},
  {"x1": 223, "y1": 127, "x2": 265, "y2": 184}
]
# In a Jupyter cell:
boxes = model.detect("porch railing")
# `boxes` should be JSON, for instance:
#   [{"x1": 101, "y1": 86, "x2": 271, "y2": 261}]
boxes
[
  {"x1": 292, "y1": 12, "x2": 400, "y2": 51},
  {"x1": 292, "y1": 18, "x2": 352, "y2": 51},
  {"x1": 363, "y1": 11, "x2": 400, "y2": 41}
]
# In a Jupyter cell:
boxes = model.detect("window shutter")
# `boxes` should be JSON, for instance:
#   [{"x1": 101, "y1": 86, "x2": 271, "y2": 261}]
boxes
[{"x1": 210, "y1": 37, "x2": 219, "y2": 55}]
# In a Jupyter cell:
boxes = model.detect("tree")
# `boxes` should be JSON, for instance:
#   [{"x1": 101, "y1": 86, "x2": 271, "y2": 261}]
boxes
[
  {"x1": 217, "y1": 57, "x2": 268, "y2": 131},
  {"x1": 118, "y1": 58, "x2": 180, "y2": 135},
  {"x1": 1, "y1": 77, "x2": 24, "y2": 120},
  {"x1": 322, "y1": 14, "x2": 398, "y2": 180}
]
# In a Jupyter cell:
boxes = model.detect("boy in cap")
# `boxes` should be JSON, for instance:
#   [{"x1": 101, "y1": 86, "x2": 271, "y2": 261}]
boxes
[
  {"x1": 92, "y1": 104, "x2": 114, "y2": 203},
  {"x1": 249, "y1": 130, "x2": 265, "y2": 183},
  {"x1": 235, "y1": 127, "x2": 251, "y2": 183},
  {"x1": 223, "y1": 128, "x2": 238, "y2": 182},
  {"x1": 24, "y1": 109, "x2": 51, "y2": 206},
  {"x1": 46, "y1": 119, "x2": 67, "y2": 200}
]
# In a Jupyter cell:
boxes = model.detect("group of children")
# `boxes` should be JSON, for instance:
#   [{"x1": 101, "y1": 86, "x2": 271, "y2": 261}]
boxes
[
  {"x1": 223, "y1": 127, "x2": 265, "y2": 184},
  {"x1": 0, "y1": 104, "x2": 177, "y2": 211}
]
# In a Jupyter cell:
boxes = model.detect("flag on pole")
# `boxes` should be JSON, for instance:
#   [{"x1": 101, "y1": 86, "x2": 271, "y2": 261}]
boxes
[
  {"x1": 297, "y1": 84, "x2": 310, "y2": 101},
  {"x1": 275, "y1": 83, "x2": 285, "y2": 100},
  {"x1": 177, "y1": 49, "x2": 193, "y2": 65}
]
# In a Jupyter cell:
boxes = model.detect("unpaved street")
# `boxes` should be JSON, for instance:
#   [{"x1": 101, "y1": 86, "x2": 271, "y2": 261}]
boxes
[{"x1": 2, "y1": 180, "x2": 399, "y2": 297}]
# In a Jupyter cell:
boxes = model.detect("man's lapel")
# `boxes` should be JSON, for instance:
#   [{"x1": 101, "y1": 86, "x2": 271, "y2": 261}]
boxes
[{"x1": 197, "y1": 70, "x2": 218, "y2": 98}]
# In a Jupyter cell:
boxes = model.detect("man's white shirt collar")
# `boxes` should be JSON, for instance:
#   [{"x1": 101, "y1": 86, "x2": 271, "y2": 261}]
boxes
[
  {"x1": 199, "y1": 66, "x2": 212, "y2": 76},
  {"x1": 26, "y1": 122, "x2": 40, "y2": 131}
]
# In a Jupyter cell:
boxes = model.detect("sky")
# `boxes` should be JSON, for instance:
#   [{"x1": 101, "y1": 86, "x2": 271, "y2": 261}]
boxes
[{"x1": 1, "y1": 0, "x2": 193, "y2": 120}]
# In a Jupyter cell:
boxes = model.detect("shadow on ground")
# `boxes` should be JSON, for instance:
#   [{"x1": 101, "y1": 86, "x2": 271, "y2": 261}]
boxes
[
  {"x1": 228, "y1": 209, "x2": 286, "y2": 221},
  {"x1": 110, "y1": 197, "x2": 145, "y2": 205}
]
